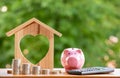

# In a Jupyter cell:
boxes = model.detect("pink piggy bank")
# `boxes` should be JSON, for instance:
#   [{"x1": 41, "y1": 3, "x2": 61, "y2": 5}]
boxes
[{"x1": 61, "y1": 48, "x2": 85, "y2": 71}]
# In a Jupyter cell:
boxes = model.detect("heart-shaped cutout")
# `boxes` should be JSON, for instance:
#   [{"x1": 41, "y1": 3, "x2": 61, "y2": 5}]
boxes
[{"x1": 20, "y1": 35, "x2": 49, "y2": 64}]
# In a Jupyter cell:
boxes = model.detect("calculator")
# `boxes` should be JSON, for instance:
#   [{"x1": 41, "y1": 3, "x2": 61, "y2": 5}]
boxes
[{"x1": 67, "y1": 67, "x2": 114, "y2": 75}]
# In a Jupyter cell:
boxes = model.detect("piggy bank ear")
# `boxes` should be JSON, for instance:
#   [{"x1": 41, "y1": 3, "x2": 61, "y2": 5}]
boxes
[
  {"x1": 76, "y1": 50, "x2": 81, "y2": 53},
  {"x1": 64, "y1": 49, "x2": 69, "y2": 55}
]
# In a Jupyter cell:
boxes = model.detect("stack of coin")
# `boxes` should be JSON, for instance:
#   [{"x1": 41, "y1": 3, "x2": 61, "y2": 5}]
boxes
[
  {"x1": 32, "y1": 66, "x2": 40, "y2": 75},
  {"x1": 22, "y1": 63, "x2": 30, "y2": 75},
  {"x1": 50, "y1": 70, "x2": 60, "y2": 74},
  {"x1": 12, "y1": 59, "x2": 21, "y2": 75},
  {"x1": 7, "y1": 69, "x2": 12, "y2": 74},
  {"x1": 40, "y1": 69, "x2": 50, "y2": 75}
]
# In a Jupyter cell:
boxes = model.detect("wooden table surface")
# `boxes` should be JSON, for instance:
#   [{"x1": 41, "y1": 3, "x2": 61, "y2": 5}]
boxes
[{"x1": 0, "y1": 68, "x2": 120, "y2": 78}]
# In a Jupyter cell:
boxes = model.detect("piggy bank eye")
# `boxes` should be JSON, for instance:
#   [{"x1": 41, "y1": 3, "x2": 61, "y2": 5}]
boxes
[
  {"x1": 74, "y1": 52, "x2": 76, "y2": 54},
  {"x1": 67, "y1": 52, "x2": 71, "y2": 55},
  {"x1": 68, "y1": 53, "x2": 70, "y2": 55}
]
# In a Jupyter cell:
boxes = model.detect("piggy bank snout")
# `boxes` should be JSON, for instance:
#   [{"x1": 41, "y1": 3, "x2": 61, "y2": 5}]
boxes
[{"x1": 66, "y1": 56, "x2": 78, "y2": 68}]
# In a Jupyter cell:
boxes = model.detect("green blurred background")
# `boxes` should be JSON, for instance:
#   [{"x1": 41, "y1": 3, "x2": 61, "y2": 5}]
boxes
[{"x1": 0, "y1": 0, "x2": 120, "y2": 68}]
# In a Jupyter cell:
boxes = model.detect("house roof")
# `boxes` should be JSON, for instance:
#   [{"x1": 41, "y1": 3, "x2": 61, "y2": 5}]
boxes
[{"x1": 6, "y1": 18, "x2": 62, "y2": 37}]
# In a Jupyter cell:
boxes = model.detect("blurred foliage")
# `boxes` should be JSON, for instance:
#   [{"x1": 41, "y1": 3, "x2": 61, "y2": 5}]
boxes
[
  {"x1": 0, "y1": 0, "x2": 120, "y2": 68},
  {"x1": 20, "y1": 35, "x2": 49, "y2": 64}
]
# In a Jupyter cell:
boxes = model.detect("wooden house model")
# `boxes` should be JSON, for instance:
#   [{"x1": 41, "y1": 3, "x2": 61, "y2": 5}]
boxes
[{"x1": 6, "y1": 18, "x2": 62, "y2": 69}]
